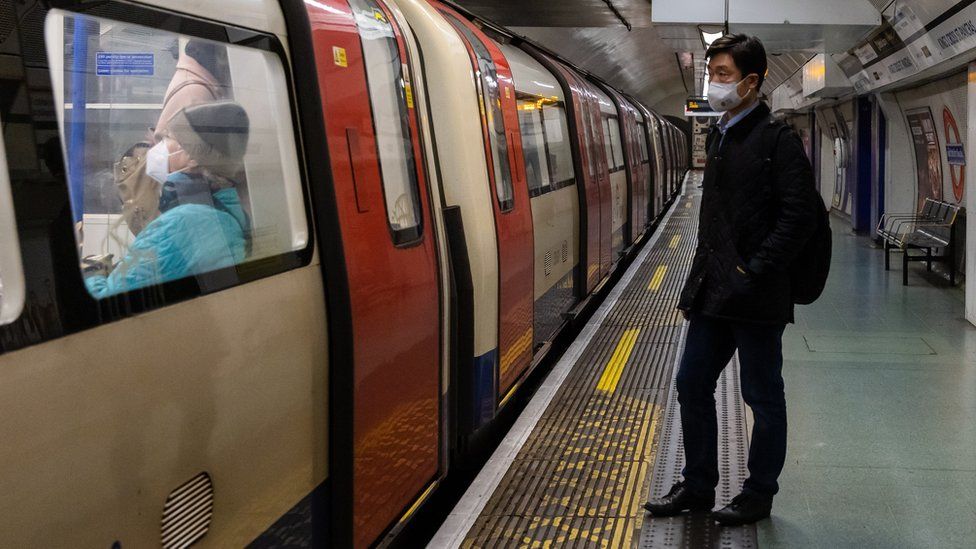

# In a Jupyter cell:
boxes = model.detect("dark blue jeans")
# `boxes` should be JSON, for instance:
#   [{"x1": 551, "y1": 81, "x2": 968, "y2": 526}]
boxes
[{"x1": 676, "y1": 313, "x2": 787, "y2": 497}]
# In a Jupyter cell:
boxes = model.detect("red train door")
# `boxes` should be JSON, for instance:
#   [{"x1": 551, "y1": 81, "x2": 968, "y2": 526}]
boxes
[
  {"x1": 582, "y1": 83, "x2": 613, "y2": 279},
  {"x1": 563, "y1": 71, "x2": 603, "y2": 293},
  {"x1": 437, "y1": 5, "x2": 534, "y2": 398},
  {"x1": 306, "y1": 1, "x2": 441, "y2": 547}
]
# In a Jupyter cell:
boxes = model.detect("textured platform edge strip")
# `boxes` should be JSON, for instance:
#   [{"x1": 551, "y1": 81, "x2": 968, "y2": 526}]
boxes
[{"x1": 427, "y1": 175, "x2": 693, "y2": 549}]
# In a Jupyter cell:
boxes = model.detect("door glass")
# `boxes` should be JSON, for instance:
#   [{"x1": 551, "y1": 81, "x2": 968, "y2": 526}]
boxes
[
  {"x1": 349, "y1": 0, "x2": 425, "y2": 240},
  {"x1": 444, "y1": 14, "x2": 514, "y2": 211}
]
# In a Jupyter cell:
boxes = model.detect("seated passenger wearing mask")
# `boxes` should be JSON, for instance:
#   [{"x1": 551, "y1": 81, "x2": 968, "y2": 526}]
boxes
[{"x1": 83, "y1": 101, "x2": 250, "y2": 297}]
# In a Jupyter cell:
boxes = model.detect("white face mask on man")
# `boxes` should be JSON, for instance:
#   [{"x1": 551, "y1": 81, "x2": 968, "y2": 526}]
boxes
[{"x1": 707, "y1": 76, "x2": 753, "y2": 113}]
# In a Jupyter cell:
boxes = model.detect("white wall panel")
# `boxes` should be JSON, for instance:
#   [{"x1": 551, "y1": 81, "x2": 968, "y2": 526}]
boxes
[
  {"x1": 967, "y1": 63, "x2": 976, "y2": 326},
  {"x1": 876, "y1": 92, "x2": 916, "y2": 217}
]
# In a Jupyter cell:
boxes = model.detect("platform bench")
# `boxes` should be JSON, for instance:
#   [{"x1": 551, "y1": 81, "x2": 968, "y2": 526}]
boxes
[{"x1": 876, "y1": 199, "x2": 963, "y2": 286}]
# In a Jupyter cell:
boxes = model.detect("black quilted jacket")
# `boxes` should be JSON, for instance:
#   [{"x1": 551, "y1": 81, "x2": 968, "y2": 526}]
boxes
[{"x1": 678, "y1": 102, "x2": 820, "y2": 325}]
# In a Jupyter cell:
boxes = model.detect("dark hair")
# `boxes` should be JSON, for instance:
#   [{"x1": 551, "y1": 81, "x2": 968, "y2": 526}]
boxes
[{"x1": 706, "y1": 34, "x2": 767, "y2": 89}]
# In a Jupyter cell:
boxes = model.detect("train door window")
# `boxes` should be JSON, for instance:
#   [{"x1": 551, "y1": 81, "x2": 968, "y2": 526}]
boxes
[
  {"x1": 516, "y1": 95, "x2": 552, "y2": 196},
  {"x1": 582, "y1": 101, "x2": 597, "y2": 179},
  {"x1": 607, "y1": 116, "x2": 624, "y2": 171},
  {"x1": 349, "y1": 0, "x2": 424, "y2": 241},
  {"x1": 602, "y1": 117, "x2": 614, "y2": 169},
  {"x1": 444, "y1": 14, "x2": 514, "y2": 211},
  {"x1": 45, "y1": 10, "x2": 310, "y2": 299},
  {"x1": 637, "y1": 122, "x2": 649, "y2": 163},
  {"x1": 542, "y1": 103, "x2": 575, "y2": 188}
]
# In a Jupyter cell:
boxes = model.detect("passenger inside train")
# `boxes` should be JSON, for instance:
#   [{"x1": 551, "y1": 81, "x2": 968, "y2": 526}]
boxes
[{"x1": 81, "y1": 101, "x2": 251, "y2": 297}]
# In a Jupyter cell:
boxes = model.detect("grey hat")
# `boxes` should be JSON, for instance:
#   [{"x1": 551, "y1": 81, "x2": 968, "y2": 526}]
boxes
[{"x1": 167, "y1": 101, "x2": 249, "y2": 179}]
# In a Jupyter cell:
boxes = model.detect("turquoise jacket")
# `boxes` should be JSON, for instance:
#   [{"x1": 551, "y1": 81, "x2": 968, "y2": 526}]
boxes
[{"x1": 85, "y1": 182, "x2": 248, "y2": 298}]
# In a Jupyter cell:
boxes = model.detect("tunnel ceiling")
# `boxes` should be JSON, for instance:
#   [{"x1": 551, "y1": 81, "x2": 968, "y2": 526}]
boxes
[{"x1": 451, "y1": 0, "x2": 887, "y2": 112}]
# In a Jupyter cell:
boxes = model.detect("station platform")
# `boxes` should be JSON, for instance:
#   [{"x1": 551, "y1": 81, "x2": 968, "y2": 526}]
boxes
[{"x1": 430, "y1": 171, "x2": 976, "y2": 548}]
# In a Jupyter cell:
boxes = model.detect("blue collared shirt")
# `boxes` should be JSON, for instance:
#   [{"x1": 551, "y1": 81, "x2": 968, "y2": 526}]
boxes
[{"x1": 717, "y1": 99, "x2": 760, "y2": 147}]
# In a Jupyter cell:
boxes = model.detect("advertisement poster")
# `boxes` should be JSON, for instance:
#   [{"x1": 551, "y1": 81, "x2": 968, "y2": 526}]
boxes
[
  {"x1": 942, "y1": 106, "x2": 966, "y2": 202},
  {"x1": 906, "y1": 107, "x2": 944, "y2": 212},
  {"x1": 832, "y1": 106, "x2": 854, "y2": 216}
]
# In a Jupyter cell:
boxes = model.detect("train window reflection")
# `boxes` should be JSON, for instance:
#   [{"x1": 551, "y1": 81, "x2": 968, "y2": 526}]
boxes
[
  {"x1": 349, "y1": 0, "x2": 424, "y2": 242},
  {"x1": 607, "y1": 116, "x2": 624, "y2": 171},
  {"x1": 44, "y1": 10, "x2": 308, "y2": 299},
  {"x1": 444, "y1": 14, "x2": 514, "y2": 212},
  {"x1": 516, "y1": 97, "x2": 552, "y2": 196},
  {"x1": 516, "y1": 93, "x2": 575, "y2": 197},
  {"x1": 542, "y1": 104, "x2": 574, "y2": 187},
  {"x1": 637, "y1": 122, "x2": 649, "y2": 163}
]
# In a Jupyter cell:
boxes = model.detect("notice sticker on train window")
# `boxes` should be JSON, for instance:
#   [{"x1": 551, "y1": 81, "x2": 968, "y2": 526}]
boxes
[
  {"x1": 95, "y1": 52, "x2": 153, "y2": 76},
  {"x1": 332, "y1": 46, "x2": 347, "y2": 67},
  {"x1": 404, "y1": 82, "x2": 414, "y2": 109}
]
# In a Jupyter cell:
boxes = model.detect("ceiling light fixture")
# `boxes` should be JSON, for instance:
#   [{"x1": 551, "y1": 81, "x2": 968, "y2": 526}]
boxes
[{"x1": 700, "y1": 29, "x2": 724, "y2": 49}]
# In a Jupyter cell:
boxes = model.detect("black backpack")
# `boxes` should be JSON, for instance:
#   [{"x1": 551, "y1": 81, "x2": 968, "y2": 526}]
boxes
[{"x1": 760, "y1": 118, "x2": 832, "y2": 305}]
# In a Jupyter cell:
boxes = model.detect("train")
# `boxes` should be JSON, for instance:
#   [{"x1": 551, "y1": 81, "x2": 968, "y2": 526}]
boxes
[{"x1": 0, "y1": 0, "x2": 688, "y2": 547}]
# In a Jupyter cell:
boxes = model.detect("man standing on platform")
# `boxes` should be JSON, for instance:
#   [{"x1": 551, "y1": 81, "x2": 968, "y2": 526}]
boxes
[{"x1": 643, "y1": 34, "x2": 821, "y2": 526}]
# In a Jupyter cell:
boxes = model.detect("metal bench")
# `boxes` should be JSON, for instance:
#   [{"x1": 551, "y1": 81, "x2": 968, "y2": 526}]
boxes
[{"x1": 877, "y1": 199, "x2": 963, "y2": 286}]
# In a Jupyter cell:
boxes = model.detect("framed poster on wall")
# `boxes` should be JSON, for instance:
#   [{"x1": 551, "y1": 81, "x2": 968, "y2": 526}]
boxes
[{"x1": 905, "y1": 106, "x2": 944, "y2": 212}]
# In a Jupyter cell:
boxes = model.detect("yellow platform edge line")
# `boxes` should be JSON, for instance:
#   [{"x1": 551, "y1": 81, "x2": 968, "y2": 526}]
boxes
[
  {"x1": 595, "y1": 331, "x2": 630, "y2": 391},
  {"x1": 647, "y1": 264, "x2": 668, "y2": 291},
  {"x1": 596, "y1": 328, "x2": 640, "y2": 393},
  {"x1": 603, "y1": 329, "x2": 638, "y2": 393}
]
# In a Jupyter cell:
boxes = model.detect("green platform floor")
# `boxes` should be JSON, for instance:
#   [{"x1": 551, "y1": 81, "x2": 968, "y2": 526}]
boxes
[{"x1": 759, "y1": 222, "x2": 976, "y2": 548}]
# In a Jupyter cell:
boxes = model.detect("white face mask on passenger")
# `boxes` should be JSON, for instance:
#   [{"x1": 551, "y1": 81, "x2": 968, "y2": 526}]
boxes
[
  {"x1": 707, "y1": 77, "x2": 751, "y2": 113},
  {"x1": 145, "y1": 140, "x2": 185, "y2": 184}
]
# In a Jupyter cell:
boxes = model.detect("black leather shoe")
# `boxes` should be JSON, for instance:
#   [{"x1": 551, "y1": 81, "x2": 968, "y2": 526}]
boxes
[
  {"x1": 713, "y1": 491, "x2": 773, "y2": 526},
  {"x1": 643, "y1": 481, "x2": 715, "y2": 517}
]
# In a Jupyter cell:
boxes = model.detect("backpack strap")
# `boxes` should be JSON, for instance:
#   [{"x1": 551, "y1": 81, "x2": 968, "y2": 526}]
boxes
[{"x1": 759, "y1": 116, "x2": 791, "y2": 195}]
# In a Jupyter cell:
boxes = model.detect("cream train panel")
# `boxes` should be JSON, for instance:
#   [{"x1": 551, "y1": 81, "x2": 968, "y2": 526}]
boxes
[
  {"x1": 389, "y1": 0, "x2": 499, "y2": 359},
  {"x1": 136, "y1": 0, "x2": 287, "y2": 37},
  {"x1": 0, "y1": 268, "x2": 328, "y2": 547},
  {"x1": 384, "y1": 0, "x2": 454, "y2": 396},
  {"x1": 531, "y1": 185, "x2": 580, "y2": 300}
]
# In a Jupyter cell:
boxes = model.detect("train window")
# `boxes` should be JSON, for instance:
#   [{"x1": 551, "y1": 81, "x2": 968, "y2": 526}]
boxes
[
  {"x1": 607, "y1": 116, "x2": 624, "y2": 171},
  {"x1": 349, "y1": 0, "x2": 424, "y2": 242},
  {"x1": 602, "y1": 118, "x2": 615, "y2": 170},
  {"x1": 583, "y1": 107, "x2": 598, "y2": 178},
  {"x1": 45, "y1": 10, "x2": 309, "y2": 299},
  {"x1": 637, "y1": 122, "x2": 649, "y2": 163},
  {"x1": 542, "y1": 104, "x2": 575, "y2": 188},
  {"x1": 516, "y1": 96, "x2": 552, "y2": 196},
  {"x1": 444, "y1": 14, "x2": 514, "y2": 212},
  {"x1": 515, "y1": 94, "x2": 575, "y2": 197}
]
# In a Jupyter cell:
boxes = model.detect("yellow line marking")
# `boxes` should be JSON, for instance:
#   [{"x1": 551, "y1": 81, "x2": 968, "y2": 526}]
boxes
[
  {"x1": 596, "y1": 328, "x2": 639, "y2": 393},
  {"x1": 685, "y1": 201, "x2": 691, "y2": 208},
  {"x1": 669, "y1": 234, "x2": 681, "y2": 248},
  {"x1": 647, "y1": 264, "x2": 668, "y2": 291}
]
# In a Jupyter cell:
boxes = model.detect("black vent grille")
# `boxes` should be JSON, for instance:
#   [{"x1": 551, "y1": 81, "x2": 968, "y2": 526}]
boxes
[{"x1": 161, "y1": 472, "x2": 214, "y2": 549}]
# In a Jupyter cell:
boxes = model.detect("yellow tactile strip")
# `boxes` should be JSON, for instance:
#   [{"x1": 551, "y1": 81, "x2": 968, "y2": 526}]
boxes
[{"x1": 461, "y1": 174, "x2": 703, "y2": 548}]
